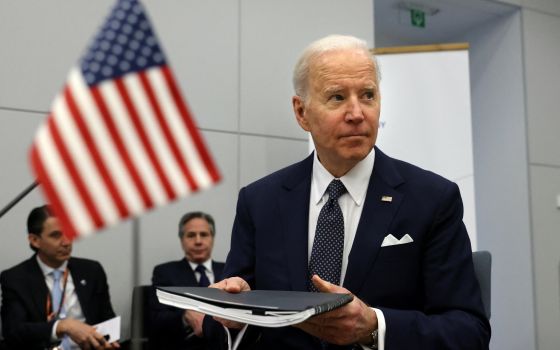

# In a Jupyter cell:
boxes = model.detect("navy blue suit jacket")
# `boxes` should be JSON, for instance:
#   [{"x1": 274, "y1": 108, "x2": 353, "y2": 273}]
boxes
[
  {"x1": 151, "y1": 258, "x2": 225, "y2": 350},
  {"x1": 0, "y1": 256, "x2": 115, "y2": 350},
  {"x1": 212, "y1": 147, "x2": 490, "y2": 349}
]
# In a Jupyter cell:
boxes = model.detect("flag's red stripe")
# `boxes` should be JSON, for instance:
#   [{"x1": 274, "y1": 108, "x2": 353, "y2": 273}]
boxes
[
  {"x1": 64, "y1": 87, "x2": 128, "y2": 219},
  {"x1": 114, "y1": 78, "x2": 175, "y2": 201},
  {"x1": 90, "y1": 86, "x2": 153, "y2": 210},
  {"x1": 30, "y1": 140, "x2": 79, "y2": 240},
  {"x1": 138, "y1": 71, "x2": 198, "y2": 192},
  {"x1": 48, "y1": 115, "x2": 103, "y2": 229},
  {"x1": 161, "y1": 66, "x2": 221, "y2": 183}
]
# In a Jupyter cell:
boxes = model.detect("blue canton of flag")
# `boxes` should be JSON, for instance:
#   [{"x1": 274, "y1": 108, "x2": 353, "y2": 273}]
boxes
[{"x1": 81, "y1": 0, "x2": 166, "y2": 85}]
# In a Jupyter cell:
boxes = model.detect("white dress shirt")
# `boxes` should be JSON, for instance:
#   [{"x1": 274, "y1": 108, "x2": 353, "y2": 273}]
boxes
[
  {"x1": 308, "y1": 148, "x2": 386, "y2": 350},
  {"x1": 36, "y1": 256, "x2": 85, "y2": 349}
]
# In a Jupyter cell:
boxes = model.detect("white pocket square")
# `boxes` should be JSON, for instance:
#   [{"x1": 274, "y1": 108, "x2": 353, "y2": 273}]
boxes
[{"x1": 381, "y1": 234, "x2": 414, "y2": 247}]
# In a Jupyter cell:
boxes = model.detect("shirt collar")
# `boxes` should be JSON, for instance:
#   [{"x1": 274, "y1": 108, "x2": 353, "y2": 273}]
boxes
[
  {"x1": 188, "y1": 258, "x2": 212, "y2": 272},
  {"x1": 312, "y1": 148, "x2": 376, "y2": 206},
  {"x1": 36, "y1": 255, "x2": 68, "y2": 277}
]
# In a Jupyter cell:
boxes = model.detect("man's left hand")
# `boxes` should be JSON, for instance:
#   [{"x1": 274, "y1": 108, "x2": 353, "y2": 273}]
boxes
[
  {"x1": 183, "y1": 277, "x2": 250, "y2": 335},
  {"x1": 295, "y1": 275, "x2": 378, "y2": 345}
]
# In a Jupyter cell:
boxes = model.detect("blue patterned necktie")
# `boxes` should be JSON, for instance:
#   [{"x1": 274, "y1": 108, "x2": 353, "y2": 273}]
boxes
[
  {"x1": 308, "y1": 179, "x2": 346, "y2": 292},
  {"x1": 51, "y1": 269, "x2": 63, "y2": 314},
  {"x1": 51, "y1": 269, "x2": 71, "y2": 350},
  {"x1": 196, "y1": 264, "x2": 210, "y2": 287}
]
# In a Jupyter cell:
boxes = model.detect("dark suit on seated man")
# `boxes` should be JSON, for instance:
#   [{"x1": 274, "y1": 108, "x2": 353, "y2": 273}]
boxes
[
  {"x1": 150, "y1": 211, "x2": 225, "y2": 350},
  {"x1": 0, "y1": 205, "x2": 118, "y2": 350},
  {"x1": 189, "y1": 35, "x2": 491, "y2": 350}
]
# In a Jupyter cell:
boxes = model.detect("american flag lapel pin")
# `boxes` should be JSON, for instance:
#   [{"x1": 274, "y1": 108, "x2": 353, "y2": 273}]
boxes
[{"x1": 381, "y1": 195, "x2": 393, "y2": 202}]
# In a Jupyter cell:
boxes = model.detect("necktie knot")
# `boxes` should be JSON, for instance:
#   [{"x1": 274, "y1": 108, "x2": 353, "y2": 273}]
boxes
[
  {"x1": 327, "y1": 179, "x2": 346, "y2": 202},
  {"x1": 195, "y1": 264, "x2": 210, "y2": 287},
  {"x1": 52, "y1": 269, "x2": 63, "y2": 283}
]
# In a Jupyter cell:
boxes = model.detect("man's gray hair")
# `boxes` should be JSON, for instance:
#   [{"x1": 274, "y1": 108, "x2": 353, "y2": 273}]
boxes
[
  {"x1": 292, "y1": 34, "x2": 380, "y2": 101},
  {"x1": 178, "y1": 211, "x2": 216, "y2": 238}
]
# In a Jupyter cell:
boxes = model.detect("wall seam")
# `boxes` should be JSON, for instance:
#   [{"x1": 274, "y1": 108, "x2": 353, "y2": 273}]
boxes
[
  {"x1": 519, "y1": 8, "x2": 539, "y2": 350},
  {"x1": 204, "y1": 127, "x2": 308, "y2": 142},
  {"x1": 132, "y1": 217, "x2": 140, "y2": 287},
  {"x1": 529, "y1": 162, "x2": 560, "y2": 170},
  {"x1": 236, "y1": 0, "x2": 242, "y2": 192},
  {"x1": 519, "y1": 3, "x2": 560, "y2": 18},
  {"x1": 0, "y1": 107, "x2": 308, "y2": 142}
]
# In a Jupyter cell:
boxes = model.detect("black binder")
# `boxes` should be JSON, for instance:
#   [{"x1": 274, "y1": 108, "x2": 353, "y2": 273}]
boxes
[{"x1": 156, "y1": 286, "x2": 353, "y2": 327}]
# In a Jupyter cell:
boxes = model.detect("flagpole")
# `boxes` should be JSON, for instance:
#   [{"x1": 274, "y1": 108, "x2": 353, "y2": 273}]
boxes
[{"x1": 0, "y1": 181, "x2": 39, "y2": 219}]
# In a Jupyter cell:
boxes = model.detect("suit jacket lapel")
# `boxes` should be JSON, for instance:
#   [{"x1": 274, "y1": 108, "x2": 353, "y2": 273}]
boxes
[
  {"x1": 27, "y1": 257, "x2": 50, "y2": 321},
  {"x1": 181, "y1": 258, "x2": 198, "y2": 285},
  {"x1": 344, "y1": 147, "x2": 405, "y2": 294},
  {"x1": 278, "y1": 154, "x2": 313, "y2": 291},
  {"x1": 212, "y1": 260, "x2": 224, "y2": 281},
  {"x1": 68, "y1": 258, "x2": 92, "y2": 321}
]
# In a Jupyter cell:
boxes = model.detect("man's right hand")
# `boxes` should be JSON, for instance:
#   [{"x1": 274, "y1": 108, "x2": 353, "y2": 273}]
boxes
[
  {"x1": 184, "y1": 276, "x2": 251, "y2": 335},
  {"x1": 212, "y1": 276, "x2": 251, "y2": 293},
  {"x1": 56, "y1": 319, "x2": 119, "y2": 350}
]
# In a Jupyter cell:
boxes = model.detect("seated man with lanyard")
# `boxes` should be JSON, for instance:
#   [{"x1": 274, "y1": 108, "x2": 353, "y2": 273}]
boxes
[{"x1": 0, "y1": 205, "x2": 119, "y2": 350}]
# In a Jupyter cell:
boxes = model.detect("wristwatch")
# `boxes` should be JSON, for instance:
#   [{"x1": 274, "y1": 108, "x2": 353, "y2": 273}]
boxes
[{"x1": 365, "y1": 329, "x2": 378, "y2": 349}]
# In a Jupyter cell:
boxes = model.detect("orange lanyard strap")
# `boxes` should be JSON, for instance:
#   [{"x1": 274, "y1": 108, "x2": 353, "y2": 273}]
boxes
[{"x1": 46, "y1": 268, "x2": 69, "y2": 322}]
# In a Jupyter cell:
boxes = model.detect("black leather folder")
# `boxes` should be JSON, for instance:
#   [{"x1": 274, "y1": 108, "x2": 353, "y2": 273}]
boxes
[{"x1": 156, "y1": 286, "x2": 353, "y2": 327}]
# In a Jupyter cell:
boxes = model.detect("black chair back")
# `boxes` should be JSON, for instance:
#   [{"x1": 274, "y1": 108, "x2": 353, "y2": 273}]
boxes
[
  {"x1": 472, "y1": 250, "x2": 492, "y2": 319},
  {"x1": 130, "y1": 285, "x2": 152, "y2": 350}
]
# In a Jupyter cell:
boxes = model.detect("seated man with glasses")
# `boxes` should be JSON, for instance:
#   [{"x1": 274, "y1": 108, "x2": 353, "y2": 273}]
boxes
[{"x1": 149, "y1": 211, "x2": 225, "y2": 350}]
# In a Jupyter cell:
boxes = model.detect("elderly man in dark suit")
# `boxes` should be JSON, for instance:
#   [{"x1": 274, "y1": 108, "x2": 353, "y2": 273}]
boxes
[
  {"x1": 188, "y1": 34, "x2": 491, "y2": 349},
  {"x1": 0, "y1": 205, "x2": 118, "y2": 350},
  {"x1": 150, "y1": 211, "x2": 225, "y2": 350}
]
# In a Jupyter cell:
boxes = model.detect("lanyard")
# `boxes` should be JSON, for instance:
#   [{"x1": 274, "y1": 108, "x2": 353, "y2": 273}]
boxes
[{"x1": 46, "y1": 268, "x2": 69, "y2": 321}]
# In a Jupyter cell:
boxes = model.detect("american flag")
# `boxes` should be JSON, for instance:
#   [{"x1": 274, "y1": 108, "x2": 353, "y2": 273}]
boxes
[{"x1": 29, "y1": 0, "x2": 221, "y2": 239}]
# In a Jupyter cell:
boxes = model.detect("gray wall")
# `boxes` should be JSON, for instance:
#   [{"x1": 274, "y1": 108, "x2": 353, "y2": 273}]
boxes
[
  {"x1": 456, "y1": 2, "x2": 560, "y2": 349},
  {"x1": 479, "y1": 2, "x2": 560, "y2": 348},
  {"x1": 522, "y1": 7, "x2": 560, "y2": 350},
  {"x1": 501, "y1": 0, "x2": 560, "y2": 16},
  {"x1": 0, "y1": 0, "x2": 374, "y2": 339},
  {"x1": 464, "y1": 11, "x2": 535, "y2": 350}
]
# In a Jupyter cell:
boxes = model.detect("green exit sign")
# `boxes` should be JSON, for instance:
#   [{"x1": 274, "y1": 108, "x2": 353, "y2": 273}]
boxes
[{"x1": 410, "y1": 9, "x2": 426, "y2": 28}]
